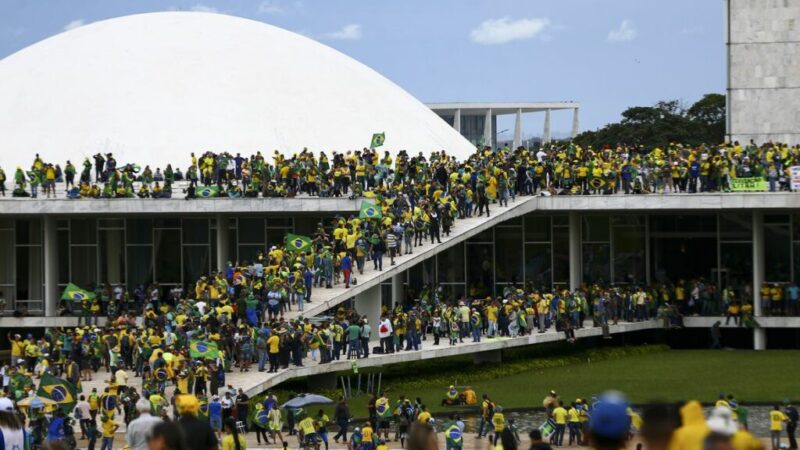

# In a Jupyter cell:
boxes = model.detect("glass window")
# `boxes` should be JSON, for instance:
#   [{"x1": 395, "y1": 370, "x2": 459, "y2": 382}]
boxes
[
  {"x1": 126, "y1": 246, "x2": 152, "y2": 288},
  {"x1": 720, "y1": 214, "x2": 752, "y2": 241},
  {"x1": 182, "y1": 218, "x2": 209, "y2": 244},
  {"x1": 57, "y1": 230, "x2": 69, "y2": 284},
  {"x1": 238, "y1": 245, "x2": 262, "y2": 264},
  {"x1": 611, "y1": 215, "x2": 643, "y2": 226},
  {"x1": 440, "y1": 284, "x2": 466, "y2": 302},
  {"x1": 765, "y1": 223, "x2": 791, "y2": 282},
  {"x1": 765, "y1": 214, "x2": 789, "y2": 225},
  {"x1": 154, "y1": 230, "x2": 181, "y2": 283},
  {"x1": 495, "y1": 227, "x2": 522, "y2": 284},
  {"x1": 16, "y1": 246, "x2": 42, "y2": 300},
  {"x1": 100, "y1": 230, "x2": 125, "y2": 285},
  {"x1": 721, "y1": 242, "x2": 753, "y2": 290},
  {"x1": 582, "y1": 216, "x2": 610, "y2": 242},
  {"x1": 468, "y1": 228, "x2": 493, "y2": 243},
  {"x1": 525, "y1": 243, "x2": 551, "y2": 290},
  {"x1": 15, "y1": 219, "x2": 41, "y2": 245},
  {"x1": 582, "y1": 243, "x2": 610, "y2": 284},
  {"x1": 501, "y1": 216, "x2": 522, "y2": 226},
  {"x1": 267, "y1": 228, "x2": 292, "y2": 248},
  {"x1": 0, "y1": 230, "x2": 13, "y2": 284},
  {"x1": 237, "y1": 218, "x2": 264, "y2": 244},
  {"x1": 153, "y1": 218, "x2": 181, "y2": 228},
  {"x1": 552, "y1": 226, "x2": 569, "y2": 283},
  {"x1": 408, "y1": 259, "x2": 435, "y2": 296},
  {"x1": 552, "y1": 215, "x2": 569, "y2": 227},
  {"x1": 466, "y1": 244, "x2": 493, "y2": 296},
  {"x1": 183, "y1": 246, "x2": 210, "y2": 285},
  {"x1": 266, "y1": 218, "x2": 293, "y2": 228},
  {"x1": 651, "y1": 215, "x2": 716, "y2": 233},
  {"x1": 524, "y1": 215, "x2": 551, "y2": 242},
  {"x1": 613, "y1": 227, "x2": 645, "y2": 284},
  {"x1": 126, "y1": 219, "x2": 153, "y2": 244},
  {"x1": 70, "y1": 246, "x2": 98, "y2": 288},
  {"x1": 70, "y1": 219, "x2": 97, "y2": 245},
  {"x1": 437, "y1": 242, "x2": 464, "y2": 282},
  {"x1": 98, "y1": 219, "x2": 124, "y2": 228}
]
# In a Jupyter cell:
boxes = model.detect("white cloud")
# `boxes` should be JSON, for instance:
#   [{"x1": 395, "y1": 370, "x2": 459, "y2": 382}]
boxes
[
  {"x1": 63, "y1": 19, "x2": 85, "y2": 31},
  {"x1": 470, "y1": 17, "x2": 551, "y2": 45},
  {"x1": 190, "y1": 4, "x2": 218, "y2": 13},
  {"x1": 258, "y1": 0, "x2": 284, "y2": 14},
  {"x1": 325, "y1": 24, "x2": 362, "y2": 40},
  {"x1": 607, "y1": 19, "x2": 637, "y2": 43}
]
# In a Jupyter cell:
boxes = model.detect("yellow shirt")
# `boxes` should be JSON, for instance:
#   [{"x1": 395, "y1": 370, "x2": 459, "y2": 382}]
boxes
[
  {"x1": 267, "y1": 335, "x2": 280, "y2": 353},
  {"x1": 770, "y1": 410, "x2": 787, "y2": 431},
  {"x1": 299, "y1": 417, "x2": 316, "y2": 435},
  {"x1": 553, "y1": 407, "x2": 568, "y2": 425},
  {"x1": 102, "y1": 420, "x2": 117, "y2": 438},
  {"x1": 491, "y1": 412, "x2": 505, "y2": 431},
  {"x1": 567, "y1": 408, "x2": 580, "y2": 422},
  {"x1": 362, "y1": 425, "x2": 374, "y2": 441},
  {"x1": 222, "y1": 434, "x2": 247, "y2": 450}
]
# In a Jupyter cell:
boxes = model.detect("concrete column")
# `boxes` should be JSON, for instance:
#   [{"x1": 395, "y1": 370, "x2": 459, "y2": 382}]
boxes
[
  {"x1": 391, "y1": 273, "x2": 404, "y2": 307},
  {"x1": 483, "y1": 108, "x2": 493, "y2": 148},
  {"x1": 216, "y1": 214, "x2": 229, "y2": 272},
  {"x1": 543, "y1": 109, "x2": 552, "y2": 143},
  {"x1": 571, "y1": 107, "x2": 580, "y2": 138},
  {"x1": 453, "y1": 109, "x2": 462, "y2": 134},
  {"x1": 568, "y1": 212, "x2": 581, "y2": 291},
  {"x1": 752, "y1": 211, "x2": 766, "y2": 350},
  {"x1": 355, "y1": 284, "x2": 381, "y2": 341},
  {"x1": 513, "y1": 108, "x2": 522, "y2": 149},
  {"x1": 43, "y1": 216, "x2": 58, "y2": 317}
]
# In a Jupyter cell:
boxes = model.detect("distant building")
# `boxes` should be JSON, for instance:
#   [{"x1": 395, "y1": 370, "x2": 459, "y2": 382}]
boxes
[{"x1": 427, "y1": 102, "x2": 580, "y2": 148}]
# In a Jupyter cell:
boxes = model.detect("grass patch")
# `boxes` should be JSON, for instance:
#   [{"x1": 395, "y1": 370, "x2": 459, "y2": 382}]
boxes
[{"x1": 256, "y1": 348, "x2": 800, "y2": 419}]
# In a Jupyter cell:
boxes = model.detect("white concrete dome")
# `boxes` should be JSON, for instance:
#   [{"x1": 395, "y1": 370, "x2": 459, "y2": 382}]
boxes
[{"x1": 0, "y1": 12, "x2": 474, "y2": 170}]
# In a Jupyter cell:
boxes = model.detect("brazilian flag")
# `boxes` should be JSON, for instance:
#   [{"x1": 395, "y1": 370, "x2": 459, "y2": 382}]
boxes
[
  {"x1": 10, "y1": 373, "x2": 33, "y2": 396},
  {"x1": 189, "y1": 340, "x2": 220, "y2": 360},
  {"x1": 370, "y1": 132, "x2": 385, "y2": 149},
  {"x1": 37, "y1": 373, "x2": 77, "y2": 412},
  {"x1": 197, "y1": 185, "x2": 220, "y2": 198},
  {"x1": 286, "y1": 234, "x2": 312, "y2": 253},
  {"x1": 198, "y1": 397, "x2": 209, "y2": 421},
  {"x1": 61, "y1": 283, "x2": 96, "y2": 302},
  {"x1": 376, "y1": 397, "x2": 392, "y2": 419},
  {"x1": 250, "y1": 406, "x2": 270, "y2": 429},
  {"x1": 359, "y1": 201, "x2": 382, "y2": 220}
]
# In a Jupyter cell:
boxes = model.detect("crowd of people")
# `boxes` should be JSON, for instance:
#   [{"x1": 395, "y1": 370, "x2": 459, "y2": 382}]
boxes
[{"x1": 2, "y1": 139, "x2": 799, "y2": 199}]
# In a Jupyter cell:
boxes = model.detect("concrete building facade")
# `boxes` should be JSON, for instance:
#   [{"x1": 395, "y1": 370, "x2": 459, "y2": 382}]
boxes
[{"x1": 727, "y1": 0, "x2": 800, "y2": 144}]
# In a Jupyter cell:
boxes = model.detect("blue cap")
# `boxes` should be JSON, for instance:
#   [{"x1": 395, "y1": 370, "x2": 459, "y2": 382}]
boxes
[{"x1": 589, "y1": 392, "x2": 631, "y2": 439}]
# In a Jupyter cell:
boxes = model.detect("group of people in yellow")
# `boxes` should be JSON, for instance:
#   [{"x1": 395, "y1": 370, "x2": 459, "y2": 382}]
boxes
[{"x1": 5, "y1": 139, "x2": 800, "y2": 200}]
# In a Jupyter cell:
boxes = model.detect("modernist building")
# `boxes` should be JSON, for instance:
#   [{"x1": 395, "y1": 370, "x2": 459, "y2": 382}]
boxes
[
  {"x1": 427, "y1": 102, "x2": 581, "y2": 148},
  {"x1": 726, "y1": 0, "x2": 800, "y2": 144}
]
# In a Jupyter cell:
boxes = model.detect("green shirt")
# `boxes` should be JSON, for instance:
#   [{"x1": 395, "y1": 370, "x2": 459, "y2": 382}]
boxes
[{"x1": 346, "y1": 324, "x2": 361, "y2": 341}]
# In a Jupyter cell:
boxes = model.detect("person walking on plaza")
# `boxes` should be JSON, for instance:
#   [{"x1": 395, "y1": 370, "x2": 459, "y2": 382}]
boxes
[
  {"x1": 771, "y1": 404, "x2": 789, "y2": 450},
  {"x1": 126, "y1": 398, "x2": 162, "y2": 450},
  {"x1": 786, "y1": 401, "x2": 799, "y2": 450}
]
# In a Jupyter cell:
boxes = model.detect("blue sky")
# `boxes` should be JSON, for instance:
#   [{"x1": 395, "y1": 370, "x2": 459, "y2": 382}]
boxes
[{"x1": 0, "y1": 0, "x2": 724, "y2": 138}]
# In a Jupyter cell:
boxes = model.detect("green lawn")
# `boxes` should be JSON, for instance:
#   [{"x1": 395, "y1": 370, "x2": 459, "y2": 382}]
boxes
[
  {"x1": 387, "y1": 350, "x2": 800, "y2": 413},
  {"x1": 267, "y1": 349, "x2": 800, "y2": 418}
]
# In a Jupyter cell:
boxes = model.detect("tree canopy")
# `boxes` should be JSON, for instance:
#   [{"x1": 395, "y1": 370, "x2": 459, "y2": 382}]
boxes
[{"x1": 574, "y1": 93, "x2": 725, "y2": 150}]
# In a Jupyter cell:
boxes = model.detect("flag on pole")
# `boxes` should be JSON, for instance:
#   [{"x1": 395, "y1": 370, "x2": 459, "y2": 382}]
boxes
[
  {"x1": 285, "y1": 234, "x2": 312, "y2": 253},
  {"x1": 37, "y1": 373, "x2": 77, "y2": 412},
  {"x1": 359, "y1": 201, "x2": 382, "y2": 220},
  {"x1": 189, "y1": 340, "x2": 220, "y2": 359},
  {"x1": 61, "y1": 283, "x2": 96, "y2": 302},
  {"x1": 197, "y1": 185, "x2": 220, "y2": 198},
  {"x1": 370, "y1": 132, "x2": 385, "y2": 148}
]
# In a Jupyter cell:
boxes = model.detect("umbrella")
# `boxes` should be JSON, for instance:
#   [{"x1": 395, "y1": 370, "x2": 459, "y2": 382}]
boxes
[
  {"x1": 17, "y1": 395, "x2": 57, "y2": 410},
  {"x1": 281, "y1": 394, "x2": 333, "y2": 409}
]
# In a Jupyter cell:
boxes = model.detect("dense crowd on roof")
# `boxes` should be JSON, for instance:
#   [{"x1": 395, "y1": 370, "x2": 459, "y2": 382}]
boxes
[{"x1": 1, "y1": 140, "x2": 798, "y2": 199}]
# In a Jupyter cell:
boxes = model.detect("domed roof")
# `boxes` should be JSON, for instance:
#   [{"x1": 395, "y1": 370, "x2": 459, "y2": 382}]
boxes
[{"x1": 0, "y1": 12, "x2": 474, "y2": 170}]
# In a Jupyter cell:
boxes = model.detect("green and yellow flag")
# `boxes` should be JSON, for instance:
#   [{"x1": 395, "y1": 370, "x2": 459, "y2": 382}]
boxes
[
  {"x1": 285, "y1": 234, "x2": 312, "y2": 253},
  {"x1": 189, "y1": 340, "x2": 219, "y2": 360},
  {"x1": 37, "y1": 373, "x2": 77, "y2": 412},
  {"x1": 197, "y1": 185, "x2": 220, "y2": 198},
  {"x1": 359, "y1": 201, "x2": 382, "y2": 220},
  {"x1": 370, "y1": 132, "x2": 385, "y2": 148},
  {"x1": 61, "y1": 283, "x2": 95, "y2": 302}
]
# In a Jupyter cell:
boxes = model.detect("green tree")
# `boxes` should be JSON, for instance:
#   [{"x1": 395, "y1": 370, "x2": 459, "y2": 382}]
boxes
[{"x1": 574, "y1": 94, "x2": 725, "y2": 149}]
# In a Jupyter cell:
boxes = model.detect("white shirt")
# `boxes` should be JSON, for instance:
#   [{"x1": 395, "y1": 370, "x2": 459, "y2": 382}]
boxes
[
  {"x1": 76, "y1": 400, "x2": 91, "y2": 420},
  {"x1": 378, "y1": 319, "x2": 393, "y2": 339}
]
